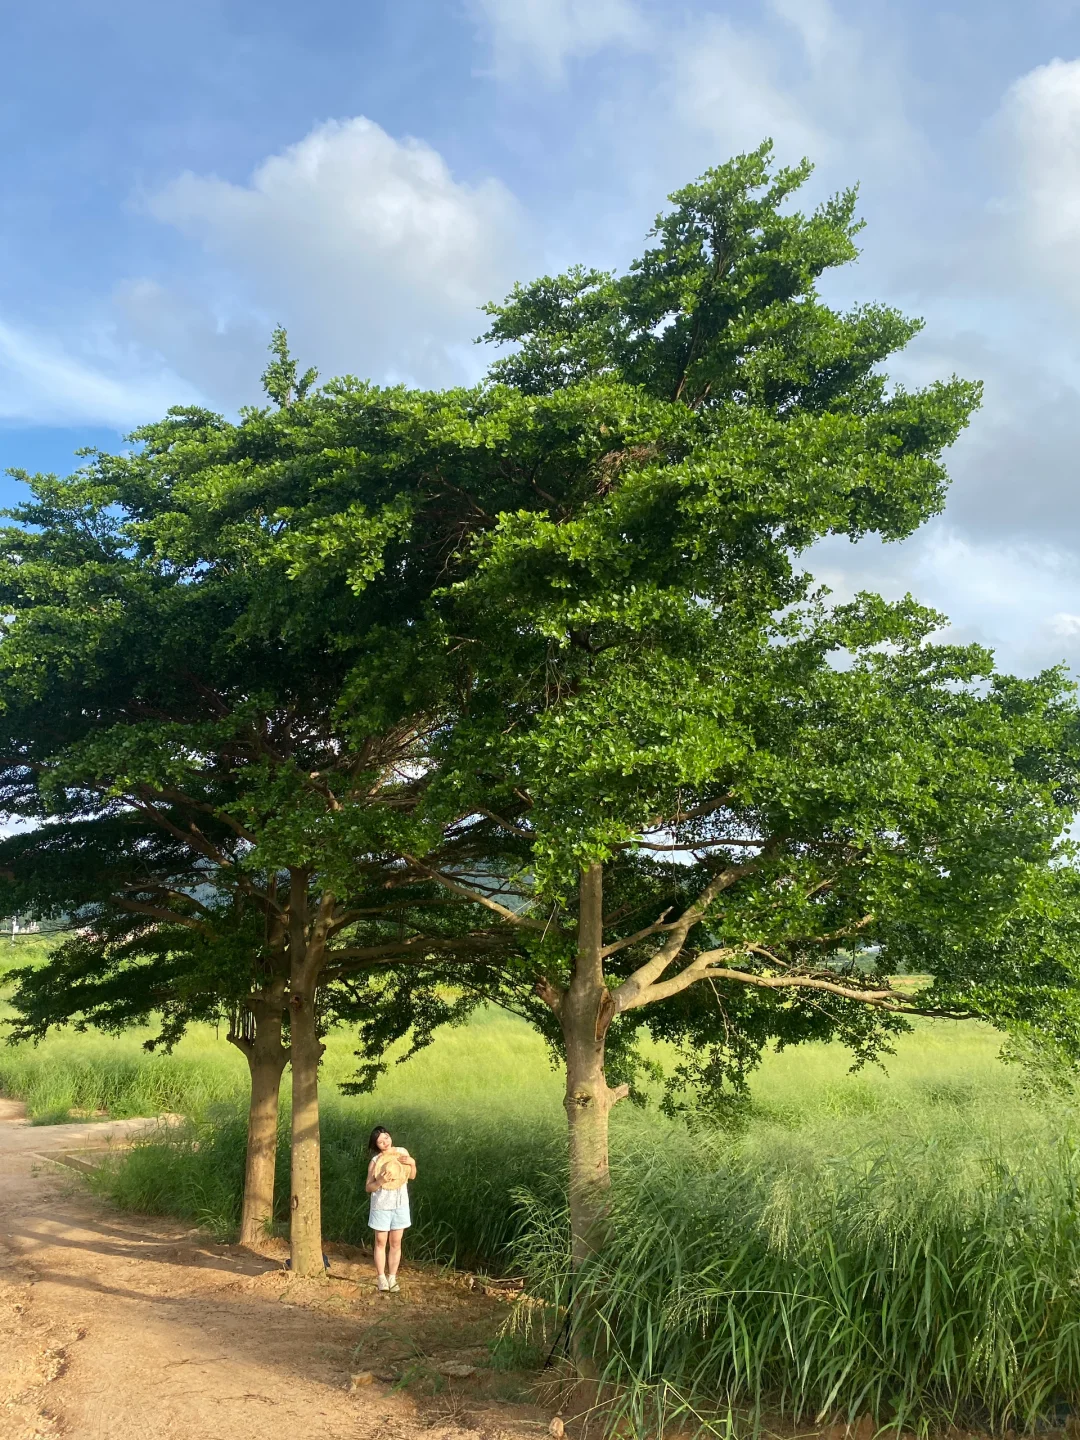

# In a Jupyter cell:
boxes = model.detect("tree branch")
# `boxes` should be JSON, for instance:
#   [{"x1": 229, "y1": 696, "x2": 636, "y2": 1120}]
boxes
[
  {"x1": 616, "y1": 945, "x2": 970, "y2": 1018},
  {"x1": 475, "y1": 807, "x2": 534, "y2": 840},
  {"x1": 113, "y1": 899, "x2": 214, "y2": 936},
  {"x1": 611, "y1": 858, "x2": 762, "y2": 1010},
  {"x1": 403, "y1": 856, "x2": 567, "y2": 935},
  {"x1": 600, "y1": 908, "x2": 675, "y2": 958}
]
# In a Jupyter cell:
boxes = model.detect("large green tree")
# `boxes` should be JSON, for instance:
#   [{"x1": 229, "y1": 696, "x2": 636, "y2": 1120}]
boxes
[
  {"x1": 0, "y1": 339, "x2": 524, "y2": 1271},
  {"x1": 388, "y1": 145, "x2": 1080, "y2": 1282},
  {"x1": 0, "y1": 816, "x2": 479, "y2": 1248},
  {"x1": 6, "y1": 144, "x2": 1079, "y2": 1322},
  {"x1": 422, "y1": 598, "x2": 1080, "y2": 1271},
  {"x1": 4, "y1": 317, "x2": 733, "y2": 1271}
]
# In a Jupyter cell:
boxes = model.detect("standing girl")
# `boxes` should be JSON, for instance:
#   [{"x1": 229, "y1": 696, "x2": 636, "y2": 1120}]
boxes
[{"x1": 365, "y1": 1125, "x2": 417, "y2": 1293}]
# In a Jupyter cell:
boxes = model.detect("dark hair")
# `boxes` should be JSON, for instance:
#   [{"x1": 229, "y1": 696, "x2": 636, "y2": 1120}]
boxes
[{"x1": 368, "y1": 1125, "x2": 390, "y2": 1156}]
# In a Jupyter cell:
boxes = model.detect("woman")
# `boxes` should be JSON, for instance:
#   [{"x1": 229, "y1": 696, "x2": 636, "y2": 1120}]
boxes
[{"x1": 365, "y1": 1125, "x2": 417, "y2": 1293}]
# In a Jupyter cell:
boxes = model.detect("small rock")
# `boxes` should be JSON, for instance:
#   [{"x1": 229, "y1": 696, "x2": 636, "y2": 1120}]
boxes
[
  {"x1": 549, "y1": 1418, "x2": 566, "y2": 1438},
  {"x1": 348, "y1": 1371, "x2": 376, "y2": 1390},
  {"x1": 436, "y1": 1360, "x2": 478, "y2": 1378}
]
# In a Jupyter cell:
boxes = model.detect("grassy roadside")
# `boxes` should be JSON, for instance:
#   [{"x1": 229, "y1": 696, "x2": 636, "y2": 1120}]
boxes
[{"x1": 9, "y1": 959, "x2": 1080, "y2": 1433}]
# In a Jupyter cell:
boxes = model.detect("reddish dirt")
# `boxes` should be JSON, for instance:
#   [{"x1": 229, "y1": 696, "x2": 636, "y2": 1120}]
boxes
[{"x1": 0, "y1": 1099, "x2": 559, "y2": 1440}]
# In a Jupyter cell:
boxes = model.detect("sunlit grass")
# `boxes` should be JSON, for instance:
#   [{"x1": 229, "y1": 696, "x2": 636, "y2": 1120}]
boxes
[{"x1": 7, "y1": 968, "x2": 1080, "y2": 1433}]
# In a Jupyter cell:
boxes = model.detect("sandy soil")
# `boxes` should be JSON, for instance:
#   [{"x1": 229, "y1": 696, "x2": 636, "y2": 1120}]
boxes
[{"x1": 0, "y1": 1098, "x2": 558, "y2": 1440}]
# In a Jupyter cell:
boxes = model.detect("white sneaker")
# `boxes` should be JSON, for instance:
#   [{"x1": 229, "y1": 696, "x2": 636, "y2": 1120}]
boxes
[{"x1": 376, "y1": 1275, "x2": 389, "y2": 1292}]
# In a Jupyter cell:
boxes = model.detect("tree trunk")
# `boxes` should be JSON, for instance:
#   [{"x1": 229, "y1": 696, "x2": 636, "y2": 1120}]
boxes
[
  {"x1": 231, "y1": 993, "x2": 289, "y2": 1251},
  {"x1": 562, "y1": 862, "x2": 626, "y2": 1264},
  {"x1": 288, "y1": 984, "x2": 325, "y2": 1276},
  {"x1": 564, "y1": 1015, "x2": 619, "y2": 1268},
  {"x1": 558, "y1": 863, "x2": 628, "y2": 1373},
  {"x1": 288, "y1": 872, "x2": 329, "y2": 1278}
]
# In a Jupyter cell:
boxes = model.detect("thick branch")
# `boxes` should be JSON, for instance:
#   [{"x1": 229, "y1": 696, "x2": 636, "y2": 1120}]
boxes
[
  {"x1": 141, "y1": 784, "x2": 258, "y2": 843},
  {"x1": 624, "y1": 837, "x2": 766, "y2": 851},
  {"x1": 113, "y1": 898, "x2": 214, "y2": 936},
  {"x1": 600, "y1": 908, "x2": 675, "y2": 959},
  {"x1": 403, "y1": 855, "x2": 566, "y2": 935},
  {"x1": 119, "y1": 883, "x2": 214, "y2": 916},
  {"x1": 321, "y1": 930, "x2": 510, "y2": 977},
  {"x1": 475, "y1": 808, "x2": 534, "y2": 840},
  {"x1": 616, "y1": 947, "x2": 969, "y2": 1018},
  {"x1": 534, "y1": 977, "x2": 565, "y2": 1017},
  {"x1": 611, "y1": 859, "x2": 761, "y2": 1009}
]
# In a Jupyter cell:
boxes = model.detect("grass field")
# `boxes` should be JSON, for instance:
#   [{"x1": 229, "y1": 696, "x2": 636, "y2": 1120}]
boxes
[{"x1": 4, "y1": 949, "x2": 1080, "y2": 1434}]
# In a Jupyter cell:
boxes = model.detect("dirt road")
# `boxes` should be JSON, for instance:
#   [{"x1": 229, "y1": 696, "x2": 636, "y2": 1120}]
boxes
[{"x1": 0, "y1": 1099, "x2": 550, "y2": 1440}]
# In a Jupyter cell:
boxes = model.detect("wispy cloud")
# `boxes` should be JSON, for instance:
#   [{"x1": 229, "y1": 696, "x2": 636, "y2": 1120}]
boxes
[
  {"x1": 469, "y1": 0, "x2": 647, "y2": 80},
  {"x1": 0, "y1": 316, "x2": 195, "y2": 428}
]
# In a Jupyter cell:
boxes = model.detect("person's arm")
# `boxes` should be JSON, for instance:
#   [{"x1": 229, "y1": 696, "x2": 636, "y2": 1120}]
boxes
[
  {"x1": 364, "y1": 1156, "x2": 380, "y2": 1194},
  {"x1": 398, "y1": 1148, "x2": 417, "y2": 1181}
]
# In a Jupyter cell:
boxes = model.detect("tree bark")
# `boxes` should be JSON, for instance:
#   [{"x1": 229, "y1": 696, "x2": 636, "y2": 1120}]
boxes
[
  {"x1": 229, "y1": 989, "x2": 289, "y2": 1251},
  {"x1": 559, "y1": 861, "x2": 629, "y2": 1376},
  {"x1": 564, "y1": 1015, "x2": 620, "y2": 1269},
  {"x1": 288, "y1": 985, "x2": 325, "y2": 1275},
  {"x1": 555, "y1": 863, "x2": 628, "y2": 1374},
  {"x1": 287, "y1": 871, "x2": 330, "y2": 1278}
]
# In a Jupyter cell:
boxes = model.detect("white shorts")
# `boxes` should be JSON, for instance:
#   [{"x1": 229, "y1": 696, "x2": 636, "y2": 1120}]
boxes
[{"x1": 368, "y1": 1188, "x2": 411, "y2": 1232}]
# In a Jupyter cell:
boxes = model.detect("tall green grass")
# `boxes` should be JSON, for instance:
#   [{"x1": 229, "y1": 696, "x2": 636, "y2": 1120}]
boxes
[
  {"x1": 0, "y1": 996, "x2": 562, "y2": 1124},
  {"x1": 513, "y1": 1101, "x2": 1080, "y2": 1436},
  {"x1": 8, "y1": 996, "x2": 1080, "y2": 1433},
  {"x1": 0, "y1": 1028, "x2": 248, "y2": 1123},
  {"x1": 92, "y1": 1099, "x2": 566, "y2": 1265},
  {"x1": 79, "y1": 1006, "x2": 566, "y2": 1263},
  {"x1": 0, "y1": 933, "x2": 57, "y2": 983}
]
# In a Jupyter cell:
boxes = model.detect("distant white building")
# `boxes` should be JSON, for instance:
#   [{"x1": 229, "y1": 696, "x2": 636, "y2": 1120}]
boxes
[{"x1": 2, "y1": 915, "x2": 41, "y2": 938}]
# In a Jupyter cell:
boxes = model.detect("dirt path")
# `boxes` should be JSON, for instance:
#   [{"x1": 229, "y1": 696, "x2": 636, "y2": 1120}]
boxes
[{"x1": 0, "y1": 1099, "x2": 553, "y2": 1440}]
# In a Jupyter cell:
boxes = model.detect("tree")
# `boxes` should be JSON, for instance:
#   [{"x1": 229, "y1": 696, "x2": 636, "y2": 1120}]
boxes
[
  {"x1": 0, "y1": 816, "x2": 291, "y2": 1244},
  {"x1": 0, "y1": 336, "x2": 525, "y2": 1271},
  {"x1": 387, "y1": 144, "x2": 1080, "y2": 1288},
  {"x1": 1, "y1": 818, "x2": 479, "y2": 1246},
  {"x1": 423, "y1": 600, "x2": 1079, "y2": 1273},
  {"x1": 7, "y1": 144, "x2": 1079, "y2": 1331},
  {"x1": 3, "y1": 321, "x2": 702, "y2": 1271}
]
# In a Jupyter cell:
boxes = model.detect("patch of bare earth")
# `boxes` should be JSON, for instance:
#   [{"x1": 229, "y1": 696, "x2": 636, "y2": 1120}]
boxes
[{"x1": 0, "y1": 1098, "x2": 558, "y2": 1440}]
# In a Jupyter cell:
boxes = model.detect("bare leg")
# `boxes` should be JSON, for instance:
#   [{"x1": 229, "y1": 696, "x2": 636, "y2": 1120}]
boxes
[
  {"x1": 373, "y1": 1230, "x2": 389, "y2": 1281},
  {"x1": 387, "y1": 1229, "x2": 403, "y2": 1284}
]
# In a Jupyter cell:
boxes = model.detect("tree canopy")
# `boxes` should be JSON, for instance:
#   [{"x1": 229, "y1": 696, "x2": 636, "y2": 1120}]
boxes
[{"x1": 4, "y1": 144, "x2": 1079, "y2": 1297}]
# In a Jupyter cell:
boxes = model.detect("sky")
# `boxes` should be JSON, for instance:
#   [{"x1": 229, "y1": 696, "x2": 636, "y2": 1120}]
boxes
[{"x1": 3, "y1": 0, "x2": 1080, "y2": 677}]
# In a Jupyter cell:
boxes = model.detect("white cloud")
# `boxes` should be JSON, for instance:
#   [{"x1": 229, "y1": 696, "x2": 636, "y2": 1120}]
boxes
[
  {"x1": 471, "y1": 0, "x2": 647, "y2": 80},
  {"x1": 664, "y1": 0, "x2": 921, "y2": 185},
  {"x1": 0, "y1": 315, "x2": 194, "y2": 427},
  {"x1": 669, "y1": 14, "x2": 823, "y2": 163},
  {"x1": 141, "y1": 116, "x2": 527, "y2": 393},
  {"x1": 813, "y1": 527, "x2": 1080, "y2": 677},
  {"x1": 997, "y1": 57, "x2": 1080, "y2": 305}
]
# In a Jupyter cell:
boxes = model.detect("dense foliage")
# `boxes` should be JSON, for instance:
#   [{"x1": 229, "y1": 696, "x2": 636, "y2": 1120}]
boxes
[{"x1": 5, "y1": 143, "x2": 1080, "y2": 1312}]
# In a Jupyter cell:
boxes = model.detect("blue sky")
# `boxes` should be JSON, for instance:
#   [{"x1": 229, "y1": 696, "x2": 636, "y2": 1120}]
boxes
[{"x1": 5, "y1": 0, "x2": 1080, "y2": 675}]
